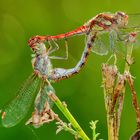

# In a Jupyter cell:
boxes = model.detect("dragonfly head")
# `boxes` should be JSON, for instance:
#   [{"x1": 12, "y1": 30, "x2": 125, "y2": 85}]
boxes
[
  {"x1": 28, "y1": 36, "x2": 40, "y2": 48},
  {"x1": 28, "y1": 35, "x2": 46, "y2": 49},
  {"x1": 114, "y1": 12, "x2": 128, "y2": 28}
]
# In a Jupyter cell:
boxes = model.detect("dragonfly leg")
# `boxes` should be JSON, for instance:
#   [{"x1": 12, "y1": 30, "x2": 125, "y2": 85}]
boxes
[
  {"x1": 48, "y1": 40, "x2": 59, "y2": 54},
  {"x1": 106, "y1": 54, "x2": 114, "y2": 63},
  {"x1": 106, "y1": 53, "x2": 117, "y2": 65},
  {"x1": 49, "y1": 39, "x2": 68, "y2": 60}
]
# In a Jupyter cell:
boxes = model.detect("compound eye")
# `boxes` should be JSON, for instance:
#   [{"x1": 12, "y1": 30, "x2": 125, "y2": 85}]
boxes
[
  {"x1": 28, "y1": 36, "x2": 39, "y2": 48},
  {"x1": 116, "y1": 11, "x2": 126, "y2": 18}
]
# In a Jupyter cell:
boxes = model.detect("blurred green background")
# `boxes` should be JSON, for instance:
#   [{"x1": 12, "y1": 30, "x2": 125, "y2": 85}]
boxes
[{"x1": 0, "y1": 0, "x2": 140, "y2": 139}]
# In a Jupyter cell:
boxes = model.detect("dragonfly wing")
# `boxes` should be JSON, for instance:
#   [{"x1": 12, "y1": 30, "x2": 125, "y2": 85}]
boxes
[
  {"x1": 26, "y1": 82, "x2": 56, "y2": 127},
  {"x1": 110, "y1": 29, "x2": 140, "y2": 54},
  {"x1": 127, "y1": 14, "x2": 140, "y2": 29},
  {"x1": 117, "y1": 26, "x2": 140, "y2": 51},
  {"x1": 91, "y1": 34, "x2": 109, "y2": 56},
  {"x1": 109, "y1": 30, "x2": 118, "y2": 49},
  {"x1": 1, "y1": 74, "x2": 41, "y2": 128},
  {"x1": 91, "y1": 30, "x2": 126, "y2": 55},
  {"x1": 109, "y1": 30, "x2": 123, "y2": 53},
  {"x1": 35, "y1": 82, "x2": 55, "y2": 113}
]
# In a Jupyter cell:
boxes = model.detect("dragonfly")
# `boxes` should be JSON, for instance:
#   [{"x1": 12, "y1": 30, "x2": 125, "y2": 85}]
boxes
[
  {"x1": 28, "y1": 12, "x2": 140, "y2": 56},
  {"x1": 0, "y1": 11, "x2": 138, "y2": 127},
  {"x1": 28, "y1": 11, "x2": 128, "y2": 47}
]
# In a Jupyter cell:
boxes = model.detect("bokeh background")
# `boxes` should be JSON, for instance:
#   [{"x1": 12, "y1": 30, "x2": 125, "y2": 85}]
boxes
[{"x1": 0, "y1": 0, "x2": 140, "y2": 139}]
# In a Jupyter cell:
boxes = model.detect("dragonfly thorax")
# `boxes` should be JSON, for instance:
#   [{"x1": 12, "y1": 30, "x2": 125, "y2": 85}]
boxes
[
  {"x1": 84, "y1": 11, "x2": 128, "y2": 34},
  {"x1": 31, "y1": 43, "x2": 47, "y2": 56},
  {"x1": 31, "y1": 43, "x2": 53, "y2": 78}
]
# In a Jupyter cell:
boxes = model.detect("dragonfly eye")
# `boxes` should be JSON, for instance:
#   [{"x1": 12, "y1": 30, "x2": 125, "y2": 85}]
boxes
[
  {"x1": 116, "y1": 11, "x2": 126, "y2": 17},
  {"x1": 28, "y1": 36, "x2": 38, "y2": 49}
]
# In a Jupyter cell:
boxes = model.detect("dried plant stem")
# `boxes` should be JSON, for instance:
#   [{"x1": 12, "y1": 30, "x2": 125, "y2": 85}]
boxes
[
  {"x1": 116, "y1": 40, "x2": 134, "y2": 129},
  {"x1": 126, "y1": 73, "x2": 140, "y2": 129},
  {"x1": 102, "y1": 37, "x2": 135, "y2": 140},
  {"x1": 116, "y1": 36, "x2": 134, "y2": 123},
  {"x1": 107, "y1": 116, "x2": 117, "y2": 140},
  {"x1": 102, "y1": 64, "x2": 118, "y2": 140},
  {"x1": 48, "y1": 92, "x2": 90, "y2": 140},
  {"x1": 102, "y1": 66, "x2": 127, "y2": 140}
]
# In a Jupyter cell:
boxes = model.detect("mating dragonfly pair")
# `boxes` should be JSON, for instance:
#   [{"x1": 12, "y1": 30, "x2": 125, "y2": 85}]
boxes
[{"x1": 1, "y1": 11, "x2": 140, "y2": 128}]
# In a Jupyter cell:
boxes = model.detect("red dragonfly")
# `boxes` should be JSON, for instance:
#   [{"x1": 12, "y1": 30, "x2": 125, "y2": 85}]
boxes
[
  {"x1": 28, "y1": 12, "x2": 140, "y2": 50},
  {"x1": 28, "y1": 12, "x2": 129, "y2": 48}
]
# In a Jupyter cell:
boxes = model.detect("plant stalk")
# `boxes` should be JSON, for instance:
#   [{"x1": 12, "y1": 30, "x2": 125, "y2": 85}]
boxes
[{"x1": 48, "y1": 92, "x2": 90, "y2": 140}]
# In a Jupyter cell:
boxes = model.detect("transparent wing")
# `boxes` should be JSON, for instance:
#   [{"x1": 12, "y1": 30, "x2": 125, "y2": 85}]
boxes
[
  {"x1": 35, "y1": 82, "x2": 55, "y2": 113},
  {"x1": 1, "y1": 74, "x2": 41, "y2": 128},
  {"x1": 26, "y1": 82, "x2": 56, "y2": 127},
  {"x1": 108, "y1": 29, "x2": 137, "y2": 57},
  {"x1": 114, "y1": 28, "x2": 140, "y2": 52},
  {"x1": 109, "y1": 30, "x2": 126, "y2": 53},
  {"x1": 91, "y1": 32, "x2": 109, "y2": 55},
  {"x1": 119, "y1": 14, "x2": 140, "y2": 35},
  {"x1": 127, "y1": 14, "x2": 140, "y2": 28},
  {"x1": 92, "y1": 38, "x2": 108, "y2": 55},
  {"x1": 91, "y1": 30, "x2": 129, "y2": 56},
  {"x1": 123, "y1": 29, "x2": 140, "y2": 48}
]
